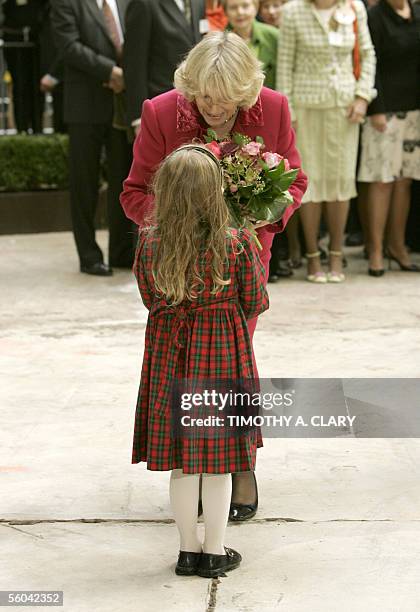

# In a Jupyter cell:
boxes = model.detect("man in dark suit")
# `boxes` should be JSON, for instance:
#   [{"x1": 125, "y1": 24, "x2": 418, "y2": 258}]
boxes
[
  {"x1": 2, "y1": 0, "x2": 47, "y2": 133},
  {"x1": 51, "y1": 0, "x2": 134, "y2": 276},
  {"x1": 38, "y1": 2, "x2": 66, "y2": 133},
  {"x1": 123, "y1": 0, "x2": 206, "y2": 133}
]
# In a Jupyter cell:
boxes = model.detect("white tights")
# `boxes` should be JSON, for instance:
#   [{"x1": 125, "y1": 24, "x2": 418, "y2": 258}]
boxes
[{"x1": 169, "y1": 469, "x2": 232, "y2": 555}]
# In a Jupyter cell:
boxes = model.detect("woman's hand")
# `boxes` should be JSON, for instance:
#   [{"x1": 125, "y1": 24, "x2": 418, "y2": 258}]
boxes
[
  {"x1": 347, "y1": 97, "x2": 368, "y2": 124},
  {"x1": 370, "y1": 113, "x2": 387, "y2": 133}
]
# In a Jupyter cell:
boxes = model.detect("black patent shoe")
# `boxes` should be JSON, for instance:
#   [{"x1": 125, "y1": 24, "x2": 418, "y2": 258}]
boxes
[
  {"x1": 368, "y1": 268, "x2": 385, "y2": 277},
  {"x1": 196, "y1": 547, "x2": 242, "y2": 578},
  {"x1": 175, "y1": 551, "x2": 202, "y2": 576},
  {"x1": 229, "y1": 501, "x2": 258, "y2": 521},
  {"x1": 387, "y1": 253, "x2": 420, "y2": 272},
  {"x1": 80, "y1": 262, "x2": 113, "y2": 276},
  {"x1": 229, "y1": 472, "x2": 258, "y2": 522}
]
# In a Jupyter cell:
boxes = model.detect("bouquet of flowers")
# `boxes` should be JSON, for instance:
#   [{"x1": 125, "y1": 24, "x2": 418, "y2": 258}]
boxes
[{"x1": 204, "y1": 129, "x2": 299, "y2": 249}]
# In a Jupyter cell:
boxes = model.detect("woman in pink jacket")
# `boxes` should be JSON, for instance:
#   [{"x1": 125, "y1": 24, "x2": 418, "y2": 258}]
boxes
[{"x1": 120, "y1": 30, "x2": 307, "y2": 522}]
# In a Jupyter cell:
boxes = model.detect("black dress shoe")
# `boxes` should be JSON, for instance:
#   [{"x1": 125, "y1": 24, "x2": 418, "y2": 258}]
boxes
[
  {"x1": 175, "y1": 551, "x2": 202, "y2": 576},
  {"x1": 229, "y1": 472, "x2": 258, "y2": 522},
  {"x1": 80, "y1": 262, "x2": 113, "y2": 276},
  {"x1": 229, "y1": 501, "x2": 258, "y2": 521},
  {"x1": 368, "y1": 268, "x2": 385, "y2": 277},
  {"x1": 275, "y1": 262, "x2": 294, "y2": 277},
  {"x1": 196, "y1": 547, "x2": 242, "y2": 578},
  {"x1": 268, "y1": 265, "x2": 293, "y2": 283}
]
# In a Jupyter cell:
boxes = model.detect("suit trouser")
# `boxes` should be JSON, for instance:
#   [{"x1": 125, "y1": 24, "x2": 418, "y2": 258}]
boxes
[
  {"x1": 4, "y1": 44, "x2": 44, "y2": 133},
  {"x1": 52, "y1": 84, "x2": 66, "y2": 134},
  {"x1": 68, "y1": 122, "x2": 135, "y2": 267}
]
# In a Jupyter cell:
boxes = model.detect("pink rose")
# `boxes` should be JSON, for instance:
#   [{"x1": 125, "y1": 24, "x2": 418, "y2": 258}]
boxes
[
  {"x1": 206, "y1": 141, "x2": 222, "y2": 159},
  {"x1": 262, "y1": 152, "x2": 283, "y2": 169},
  {"x1": 284, "y1": 158, "x2": 290, "y2": 171},
  {"x1": 242, "y1": 141, "x2": 263, "y2": 156},
  {"x1": 229, "y1": 184, "x2": 238, "y2": 193}
]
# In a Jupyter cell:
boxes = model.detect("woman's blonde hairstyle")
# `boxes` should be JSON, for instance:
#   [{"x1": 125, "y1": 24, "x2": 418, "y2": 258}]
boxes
[
  {"x1": 151, "y1": 145, "x2": 232, "y2": 305},
  {"x1": 174, "y1": 31, "x2": 265, "y2": 109}
]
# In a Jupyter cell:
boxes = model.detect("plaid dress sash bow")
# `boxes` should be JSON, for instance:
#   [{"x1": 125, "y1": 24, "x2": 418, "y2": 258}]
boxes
[{"x1": 150, "y1": 297, "x2": 239, "y2": 350}]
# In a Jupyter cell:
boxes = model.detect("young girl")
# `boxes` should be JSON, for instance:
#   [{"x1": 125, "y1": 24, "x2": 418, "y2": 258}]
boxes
[{"x1": 132, "y1": 144, "x2": 269, "y2": 578}]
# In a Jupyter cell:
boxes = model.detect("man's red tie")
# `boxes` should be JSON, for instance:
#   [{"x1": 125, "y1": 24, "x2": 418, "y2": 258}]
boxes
[{"x1": 102, "y1": 0, "x2": 122, "y2": 61}]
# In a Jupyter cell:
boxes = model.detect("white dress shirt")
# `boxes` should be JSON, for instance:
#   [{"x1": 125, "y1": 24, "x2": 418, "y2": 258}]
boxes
[
  {"x1": 96, "y1": 0, "x2": 124, "y2": 44},
  {"x1": 174, "y1": 0, "x2": 185, "y2": 13}
]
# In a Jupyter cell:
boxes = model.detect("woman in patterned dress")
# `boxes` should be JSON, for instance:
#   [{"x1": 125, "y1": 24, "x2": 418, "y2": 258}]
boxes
[
  {"x1": 357, "y1": 0, "x2": 420, "y2": 276},
  {"x1": 121, "y1": 31, "x2": 307, "y2": 521},
  {"x1": 133, "y1": 144, "x2": 269, "y2": 576}
]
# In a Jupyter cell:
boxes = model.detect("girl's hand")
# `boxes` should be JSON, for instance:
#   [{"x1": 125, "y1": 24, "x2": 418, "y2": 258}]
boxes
[
  {"x1": 347, "y1": 97, "x2": 368, "y2": 124},
  {"x1": 370, "y1": 113, "x2": 387, "y2": 133}
]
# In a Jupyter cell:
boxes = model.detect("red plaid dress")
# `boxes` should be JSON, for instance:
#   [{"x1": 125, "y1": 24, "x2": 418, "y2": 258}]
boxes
[{"x1": 132, "y1": 227, "x2": 269, "y2": 473}]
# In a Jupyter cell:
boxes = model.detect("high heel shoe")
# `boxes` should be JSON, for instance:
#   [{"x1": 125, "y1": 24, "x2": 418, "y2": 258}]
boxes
[
  {"x1": 229, "y1": 472, "x2": 258, "y2": 522},
  {"x1": 387, "y1": 252, "x2": 420, "y2": 272},
  {"x1": 327, "y1": 250, "x2": 345, "y2": 283},
  {"x1": 368, "y1": 268, "x2": 385, "y2": 277},
  {"x1": 305, "y1": 251, "x2": 327, "y2": 283}
]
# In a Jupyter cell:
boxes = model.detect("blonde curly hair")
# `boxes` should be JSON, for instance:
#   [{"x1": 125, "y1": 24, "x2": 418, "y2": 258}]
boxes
[{"x1": 174, "y1": 31, "x2": 265, "y2": 110}]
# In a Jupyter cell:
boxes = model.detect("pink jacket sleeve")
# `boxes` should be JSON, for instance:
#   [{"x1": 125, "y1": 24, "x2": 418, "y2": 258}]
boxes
[
  {"x1": 120, "y1": 99, "x2": 163, "y2": 227},
  {"x1": 265, "y1": 95, "x2": 307, "y2": 234},
  {"x1": 133, "y1": 230, "x2": 154, "y2": 310}
]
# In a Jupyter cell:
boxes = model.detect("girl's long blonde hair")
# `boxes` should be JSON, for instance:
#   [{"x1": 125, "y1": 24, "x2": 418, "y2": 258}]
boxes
[{"x1": 151, "y1": 145, "x2": 232, "y2": 305}]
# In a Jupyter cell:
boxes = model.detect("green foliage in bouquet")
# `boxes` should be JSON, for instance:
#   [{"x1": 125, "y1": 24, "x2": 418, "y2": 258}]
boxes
[{"x1": 204, "y1": 130, "x2": 298, "y2": 235}]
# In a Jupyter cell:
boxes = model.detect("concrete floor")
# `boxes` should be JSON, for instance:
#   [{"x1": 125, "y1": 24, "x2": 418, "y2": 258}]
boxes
[{"x1": 1, "y1": 231, "x2": 420, "y2": 612}]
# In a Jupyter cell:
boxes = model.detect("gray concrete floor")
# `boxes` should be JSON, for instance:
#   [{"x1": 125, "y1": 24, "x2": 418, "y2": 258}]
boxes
[{"x1": 1, "y1": 231, "x2": 420, "y2": 612}]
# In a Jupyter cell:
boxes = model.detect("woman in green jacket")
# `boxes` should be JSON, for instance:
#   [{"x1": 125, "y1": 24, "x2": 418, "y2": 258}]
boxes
[
  {"x1": 223, "y1": 0, "x2": 296, "y2": 282},
  {"x1": 222, "y1": 0, "x2": 278, "y2": 89}
]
